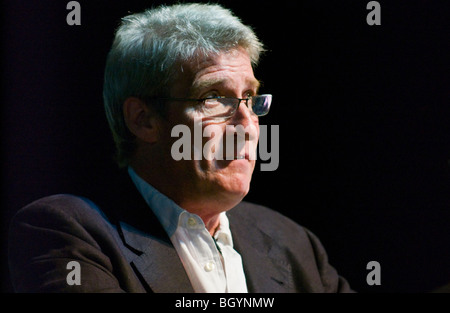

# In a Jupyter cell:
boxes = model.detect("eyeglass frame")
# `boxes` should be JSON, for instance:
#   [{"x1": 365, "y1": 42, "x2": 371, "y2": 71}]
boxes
[{"x1": 143, "y1": 94, "x2": 272, "y2": 119}]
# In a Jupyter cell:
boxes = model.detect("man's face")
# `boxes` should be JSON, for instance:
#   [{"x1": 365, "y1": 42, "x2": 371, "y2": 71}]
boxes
[{"x1": 159, "y1": 47, "x2": 260, "y2": 210}]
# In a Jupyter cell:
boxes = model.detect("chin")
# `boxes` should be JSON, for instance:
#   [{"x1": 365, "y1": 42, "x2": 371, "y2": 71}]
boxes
[
  {"x1": 221, "y1": 175, "x2": 252, "y2": 202},
  {"x1": 196, "y1": 159, "x2": 255, "y2": 206},
  {"x1": 221, "y1": 161, "x2": 254, "y2": 195}
]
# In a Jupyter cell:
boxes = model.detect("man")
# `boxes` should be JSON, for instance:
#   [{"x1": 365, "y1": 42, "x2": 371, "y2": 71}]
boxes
[{"x1": 8, "y1": 3, "x2": 353, "y2": 293}]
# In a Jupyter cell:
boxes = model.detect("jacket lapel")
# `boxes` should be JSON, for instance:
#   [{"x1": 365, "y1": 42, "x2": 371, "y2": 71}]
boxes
[
  {"x1": 119, "y1": 221, "x2": 194, "y2": 293},
  {"x1": 228, "y1": 204, "x2": 294, "y2": 293},
  {"x1": 92, "y1": 169, "x2": 194, "y2": 293}
]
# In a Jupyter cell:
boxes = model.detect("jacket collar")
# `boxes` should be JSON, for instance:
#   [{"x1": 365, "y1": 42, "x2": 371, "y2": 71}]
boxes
[
  {"x1": 228, "y1": 204, "x2": 294, "y2": 293},
  {"x1": 119, "y1": 221, "x2": 194, "y2": 293},
  {"x1": 92, "y1": 169, "x2": 194, "y2": 293}
]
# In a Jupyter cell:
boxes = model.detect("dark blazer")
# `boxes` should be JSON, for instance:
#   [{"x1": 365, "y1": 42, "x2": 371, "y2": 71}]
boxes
[{"x1": 8, "y1": 172, "x2": 353, "y2": 293}]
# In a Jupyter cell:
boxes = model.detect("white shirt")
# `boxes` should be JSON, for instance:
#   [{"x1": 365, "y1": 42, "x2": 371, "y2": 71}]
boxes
[{"x1": 128, "y1": 167, "x2": 248, "y2": 293}]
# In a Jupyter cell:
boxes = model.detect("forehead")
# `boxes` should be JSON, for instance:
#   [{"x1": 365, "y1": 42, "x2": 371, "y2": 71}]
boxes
[
  {"x1": 172, "y1": 48, "x2": 259, "y2": 97},
  {"x1": 190, "y1": 75, "x2": 261, "y2": 95}
]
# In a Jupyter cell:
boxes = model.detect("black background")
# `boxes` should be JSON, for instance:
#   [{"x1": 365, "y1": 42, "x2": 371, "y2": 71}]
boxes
[{"x1": 1, "y1": 0, "x2": 449, "y2": 293}]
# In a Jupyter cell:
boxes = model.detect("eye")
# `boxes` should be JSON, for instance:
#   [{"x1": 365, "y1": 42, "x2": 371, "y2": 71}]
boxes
[
  {"x1": 243, "y1": 90, "x2": 255, "y2": 98},
  {"x1": 201, "y1": 92, "x2": 223, "y2": 109},
  {"x1": 203, "y1": 98, "x2": 221, "y2": 108},
  {"x1": 202, "y1": 91, "x2": 221, "y2": 99}
]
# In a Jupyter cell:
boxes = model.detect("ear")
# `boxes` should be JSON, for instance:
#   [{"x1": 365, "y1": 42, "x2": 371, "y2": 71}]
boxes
[{"x1": 123, "y1": 97, "x2": 160, "y2": 144}]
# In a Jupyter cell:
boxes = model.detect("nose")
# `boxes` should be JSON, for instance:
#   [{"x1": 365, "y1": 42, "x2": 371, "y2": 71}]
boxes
[
  {"x1": 231, "y1": 101, "x2": 258, "y2": 128},
  {"x1": 227, "y1": 102, "x2": 259, "y2": 146}
]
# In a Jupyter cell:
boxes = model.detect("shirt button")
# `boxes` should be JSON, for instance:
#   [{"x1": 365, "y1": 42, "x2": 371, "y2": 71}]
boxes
[
  {"x1": 204, "y1": 261, "x2": 215, "y2": 272},
  {"x1": 187, "y1": 217, "x2": 197, "y2": 228}
]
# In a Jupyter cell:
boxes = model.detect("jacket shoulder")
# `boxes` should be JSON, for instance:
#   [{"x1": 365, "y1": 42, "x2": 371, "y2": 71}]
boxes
[
  {"x1": 8, "y1": 194, "x2": 133, "y2": 292},
  {"x1": 229, "y1": 201, "x2": 355, "y2": 293},
  {"x1": 11, "y1": 194, "x2": 113, "y2": 234},
  {"x1": 229, "y1": 201, "x2": 308, "y2": 239}
]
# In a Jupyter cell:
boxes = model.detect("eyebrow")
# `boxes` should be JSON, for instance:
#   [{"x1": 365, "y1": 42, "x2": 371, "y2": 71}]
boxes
[{"x1": 189, "y1": 77, "x2": 261, "y2": 97}]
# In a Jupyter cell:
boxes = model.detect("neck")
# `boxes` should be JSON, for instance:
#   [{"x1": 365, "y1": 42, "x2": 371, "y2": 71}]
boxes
[
  {"x1": 203, "y1": 214, "x2": 221, "y2": 236},
  {"x1": 169, "y1": 195, "x2": 232, "y2": 235},
  {"x1": 129, "y1": 160, "x2": 234, "y2": 235}
]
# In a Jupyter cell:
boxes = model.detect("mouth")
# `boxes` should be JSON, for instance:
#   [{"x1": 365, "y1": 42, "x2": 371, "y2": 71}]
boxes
[
  {"x1": 217, "y1": 153, "x2": 249, "y2": 162},
  {"x1": 228, "y1": 152, "x2": 251, "y2": 161},
  {"x1": 213, "y1": 153, "x2": 253, "y2": 170}
]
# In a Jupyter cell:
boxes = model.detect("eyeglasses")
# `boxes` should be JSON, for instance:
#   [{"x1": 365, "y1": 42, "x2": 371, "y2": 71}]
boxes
[{"x1": 152, "y1": 94, "x2": 272, "y2": 119}]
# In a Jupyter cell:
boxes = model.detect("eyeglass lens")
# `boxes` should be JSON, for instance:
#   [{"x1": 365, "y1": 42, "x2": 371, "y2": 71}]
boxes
[{"x1": 203, "y1": 95, "x2": 271, "y2": 117}]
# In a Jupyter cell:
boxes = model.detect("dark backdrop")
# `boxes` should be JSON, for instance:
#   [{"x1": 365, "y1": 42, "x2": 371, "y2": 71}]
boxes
[{"x1": 1, "y1": 0, "x2": 449, "y2": 293}]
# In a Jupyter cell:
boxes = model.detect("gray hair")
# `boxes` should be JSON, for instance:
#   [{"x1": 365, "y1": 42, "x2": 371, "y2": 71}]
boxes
[{"x1": 103, "y1": 3, "x2": 265, "y2": 167}]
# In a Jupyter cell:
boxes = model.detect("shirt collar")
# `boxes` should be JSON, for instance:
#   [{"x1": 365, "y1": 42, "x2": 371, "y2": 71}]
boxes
[
  {"x1": 214, "y1": 211, "x2": 233, "y2": 247},
  {"x1": 128, "y1": 166, "x2": 184, "y2": 237},
  {"x1": 128, "y1": 166, "x2": 234, "y2": 247}
]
